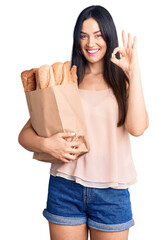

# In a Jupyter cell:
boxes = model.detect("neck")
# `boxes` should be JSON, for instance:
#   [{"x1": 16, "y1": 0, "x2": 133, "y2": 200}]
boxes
[{"x1": 85, "y1": 60, "x2": 104, "y2": 75}]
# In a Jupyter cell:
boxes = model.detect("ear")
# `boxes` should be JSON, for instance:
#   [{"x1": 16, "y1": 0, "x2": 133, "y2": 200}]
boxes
[
  {"x1": 125, "y1": 80, "x2": 130, "y2": 98},
  {"x1": 125, "y1": 80, "x2": 129, "y2": 91}
]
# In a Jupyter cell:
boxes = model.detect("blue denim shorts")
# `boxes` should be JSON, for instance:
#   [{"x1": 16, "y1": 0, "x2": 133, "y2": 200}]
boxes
[{"x1": 43, "y1": 175, "x2": 135, "y2": 232}]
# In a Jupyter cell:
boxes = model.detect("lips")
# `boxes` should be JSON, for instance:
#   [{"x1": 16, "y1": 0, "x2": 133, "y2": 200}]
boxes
[
  {"x1": 86, "y1": 48, "x2": 100, "y2": 51},
  {"x1": 86, "y1": 49, "x2": 100, "y2": 56}
]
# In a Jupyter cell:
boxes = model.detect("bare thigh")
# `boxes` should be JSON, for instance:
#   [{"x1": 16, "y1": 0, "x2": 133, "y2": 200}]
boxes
[
  {"x1": 49, "y1": 222, "x2": 88, "y2": 240},
  {"x1": 90, "y1": 228, "x2": 129, "y2": 240}
]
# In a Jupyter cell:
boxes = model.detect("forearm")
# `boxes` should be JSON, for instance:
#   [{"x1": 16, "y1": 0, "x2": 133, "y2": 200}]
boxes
[
  {"x1": 125, "y1": 69, "x2": 149, "y2": 136},
  {"x1": 18, "y1": 126, "x2": 47, "y2": 153}
]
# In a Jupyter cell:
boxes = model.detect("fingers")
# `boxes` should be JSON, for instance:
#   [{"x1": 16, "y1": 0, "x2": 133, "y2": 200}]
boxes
[
  {"x1": 67, "y1": 141, "x2": 81, "y2": 159},
  {"x1": 64, "y1": 153, "x2": 78, "y2": 161},
  {"x1": 122, "y1": 30, "x2": 127, "y2": 49},
  {"x1": 62, "y1": 154, "x2": 76, "y2": 162},
  {"x1": 66, "y1": 147, "x2": 80, "y2": 154},
  {"x1": 112, "y1": 47, "x2": 126, "y2": 57},
  {"x1": 69, "y1": 141, "x2": 80, "y2": 148},
  {"x1": 110, "y1": 54, "x2": 120, "y2": 66},
  {"x1": 122, "y1": 30, "x2": 137, "y2": 50},
  {"x1": 132, "y1": 36, "x2": 137, "y2": 50},
  {"x1": 127, "y1": 33, "x2": 137, "y2": 49},
  {"x1": 64, "y1": 147, "x2": 80, "y2": 160},
  {"x1": 127, "y1": 33, "x2": 132, "y2": 49},
  {"x1": 111, "y1": 46, "x2": 126, "y2": 66}
]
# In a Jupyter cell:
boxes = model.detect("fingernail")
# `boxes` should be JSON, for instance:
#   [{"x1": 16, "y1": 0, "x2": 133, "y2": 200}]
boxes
[{"x1": 71, "y1": 132, "x2": 75, "y2": 135}]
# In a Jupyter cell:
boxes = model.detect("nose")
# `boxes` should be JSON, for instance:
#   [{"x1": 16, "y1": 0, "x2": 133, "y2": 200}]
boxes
[{"x1": 86, "y1": 36, "x2": 96, "y2": 47}]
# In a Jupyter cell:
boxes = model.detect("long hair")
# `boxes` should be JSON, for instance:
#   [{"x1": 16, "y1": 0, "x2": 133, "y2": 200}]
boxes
[{"x1": 70, "y1": 5, "x2": 129, "y2": 127}]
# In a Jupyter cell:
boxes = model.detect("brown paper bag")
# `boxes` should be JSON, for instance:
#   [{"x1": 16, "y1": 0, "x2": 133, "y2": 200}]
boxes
[{"x1": 25, "y1": 82, "x2": 90, "y2": 163}]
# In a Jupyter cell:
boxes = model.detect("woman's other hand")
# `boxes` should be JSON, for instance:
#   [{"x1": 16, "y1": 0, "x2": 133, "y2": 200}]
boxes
[{"x1": 110, "y1": 30, "x2": 140, "y2": 76}]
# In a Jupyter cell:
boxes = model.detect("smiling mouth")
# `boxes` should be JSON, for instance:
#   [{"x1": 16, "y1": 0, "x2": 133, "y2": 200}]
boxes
[{"x1": 86, "y1": 49, "x2": 100, "y2": 55}]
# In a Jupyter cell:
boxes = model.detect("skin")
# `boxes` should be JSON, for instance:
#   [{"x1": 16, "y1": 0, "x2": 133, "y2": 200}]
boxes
[
  {"x1": 78, "y1": 17, "x2": 130, "y2": 240},
  {"x1": 18, "y1": 120, "x2": 81, "y2": 164},
  {"x1": 111, "y1": 31, "x2": 149, "y2": 135},
  {"x1": 79, "y1": 17, "x2": 109, "y2": 90},
  {"x1": 18, "y1": 17, "x2": 149, "y2": 240},
  {"x1": 50, "y1": 17, "x2": 147, "y2": 240}
]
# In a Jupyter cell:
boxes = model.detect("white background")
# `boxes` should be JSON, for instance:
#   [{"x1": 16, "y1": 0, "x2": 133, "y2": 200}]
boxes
[{"x1": 0, "y1": 0, "x2": 167, "y2": 239}]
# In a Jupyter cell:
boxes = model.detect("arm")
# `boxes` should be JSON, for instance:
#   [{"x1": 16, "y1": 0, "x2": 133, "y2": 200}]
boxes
[
  {"x1": 18, "y1": 118, "x2": 81, "y2": 163},
  {"x1": 124, "y1": 70, "x2": 149, "y2": 136},
  {"x1": 18, "y1": 118, "x2": 47, "y2": 153},
  {"x1": 111, "y1": 30, "x2": 149, "y2": 136}
]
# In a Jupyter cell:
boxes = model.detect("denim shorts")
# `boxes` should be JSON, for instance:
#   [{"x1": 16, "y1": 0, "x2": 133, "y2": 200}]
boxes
[{"x1": 43, "y1": 175, "x2": 135, "y2": 232}]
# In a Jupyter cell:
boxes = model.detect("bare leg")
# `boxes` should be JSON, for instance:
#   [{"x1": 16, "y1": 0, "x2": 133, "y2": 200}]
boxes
[
  {"x1": 90, "y1": 228, "x2": 129, "y2": 240},
  {"x1": 49, "y1": 222, "x2": 88, "y2": 240}
]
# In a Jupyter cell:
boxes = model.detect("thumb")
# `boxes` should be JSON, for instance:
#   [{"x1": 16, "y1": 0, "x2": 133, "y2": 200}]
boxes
[{"x1": 110, "y1": 52, "x2": 120, "y2": 66}]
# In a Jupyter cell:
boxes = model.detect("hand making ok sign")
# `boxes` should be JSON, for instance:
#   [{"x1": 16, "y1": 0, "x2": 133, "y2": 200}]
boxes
[{"x1": 110, "y1": 30, "x2": 140, "y2": 76}]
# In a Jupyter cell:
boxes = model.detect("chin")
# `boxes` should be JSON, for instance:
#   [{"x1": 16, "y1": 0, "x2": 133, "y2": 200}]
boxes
[
  {"x1": 86, "y1": 58, "x2": 104, "y2": 64},
  {"x1": 83, "y1": 54, "x2": 105, "y2": 64}
]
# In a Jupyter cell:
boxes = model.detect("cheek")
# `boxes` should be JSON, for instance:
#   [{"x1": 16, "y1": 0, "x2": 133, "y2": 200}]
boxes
[
  {"x1": 99, "y1": 40, "x2": 107, "y2": 49},
  {"x1": 80, "y1": 43, "x2": 84, "y2": 54},
  {"x1": 80, "y1": 41, "x2": 85, "y2": 50},
  {"x1": 101, "y1": 44, "x2": 107, "y2": 54},
  {"x1": 103, "y1": 43, "x2": 107, "y2": 53},
  {"x1": 102, "y1": 41, "x2": 107, "y2": 48}
]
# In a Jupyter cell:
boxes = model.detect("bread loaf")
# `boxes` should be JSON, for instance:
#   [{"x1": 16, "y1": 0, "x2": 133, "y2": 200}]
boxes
[
  {"x1": 37, "y1": 65, "x2": 56, "y2": 89},
  {"x1": 21, "y1": 61, "x2": 78, "y2": 91},
  {"x1": 21, "y1": 68, "x2": 37, "y2": 92},
  {"x1": 35, "y1": 69, "x2": 40, "y2": 89},
  {"x1": 47, "y1": 66, "x2": 55, "y2": 87},
  {"x1": 52, "y1": 62, "x2": 64, "y2": 85},
  {"x1": 70, "y1": 65, "x2": 78, "y2": 84},
  {"x1": 37, "y1": 65, "x2": 50, "y2": 88},
  {"x1": 62, "y1": 61, "x2": 72, "y2": 84}
]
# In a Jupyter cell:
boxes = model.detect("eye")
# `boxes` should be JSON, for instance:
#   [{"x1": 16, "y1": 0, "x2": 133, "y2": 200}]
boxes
[
  {"x1": 80, "y1": 35, "x2": 87, "y2": 39},
  {"x1": 96, "y1": 34, "x2": 102, "y2": 37}
]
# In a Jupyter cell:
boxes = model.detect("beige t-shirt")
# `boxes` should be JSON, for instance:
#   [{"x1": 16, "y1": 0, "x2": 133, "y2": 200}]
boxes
[{"x1": 50, "y1": 87, "x2": 137, "y2": 189}]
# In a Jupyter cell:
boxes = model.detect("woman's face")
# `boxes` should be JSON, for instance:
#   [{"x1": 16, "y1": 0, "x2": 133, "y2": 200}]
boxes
[{"x1": 80, "y1": 17, "x2": 107, "y2": 64}]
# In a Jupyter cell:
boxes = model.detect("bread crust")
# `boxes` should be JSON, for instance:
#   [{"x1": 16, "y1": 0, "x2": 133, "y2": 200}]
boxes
[
  {"x1": 21, "y1": 68, "x2": 37, "y2": 92},
  {"x1": 62, "y1": 61, "x2": 72, "y2": 84},
  {"x1": 21, "y1": 61, "x2": 78, "y2": 91},
  {"x1": 52, "y1": 62, "x2": 64, "y2": 85},
  {"x1": 70, "y1": 65, "x2": 78, "y2": 83}
]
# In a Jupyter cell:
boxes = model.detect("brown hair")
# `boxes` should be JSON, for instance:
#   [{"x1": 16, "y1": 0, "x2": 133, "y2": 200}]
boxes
[{"x1": 71, "y1": 5, "x2": 129, "y2": 127}]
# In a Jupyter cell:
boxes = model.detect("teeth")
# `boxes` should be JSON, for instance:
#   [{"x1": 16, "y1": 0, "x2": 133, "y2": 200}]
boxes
[{"x1": 87, "y1": 50, "x2": 99, "y2": 53}]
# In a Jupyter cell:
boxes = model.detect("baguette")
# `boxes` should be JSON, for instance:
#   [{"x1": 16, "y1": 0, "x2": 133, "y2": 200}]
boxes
[
  {"x1": 48, "y1": 66, "x2": 55, "y2": 87},
  {"x1": 35, "y1": 69, "x2": 40, "y2": 89},
  {"x1": 52, "y1": 62, "x2": 64, "y2": 85},
  {"x1": 21, "y1": 61, "x2": 78, "y2": 92},
  {"x1": 70, "y1": 65, "x2": 78, "y2": 84},
  {"x1": 62, "y1": 61, "x2": 72, "y2": 84},
  {"x1": 21, "y1": 68, "x2": 37, "y2": 92},
  {"x1": 36, "y1": 65, "x2": 53, "y2": 89}
]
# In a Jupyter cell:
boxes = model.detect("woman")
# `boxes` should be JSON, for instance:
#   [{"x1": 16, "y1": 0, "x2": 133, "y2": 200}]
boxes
[{"x1": 18, "y1": 5, "x2": 149, "y2": 240}]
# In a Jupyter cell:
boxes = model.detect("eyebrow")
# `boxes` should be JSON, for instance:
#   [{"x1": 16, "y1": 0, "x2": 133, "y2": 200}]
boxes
[{"x1": 80, "y1": 30, "x2": 101, "y2": 34}]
